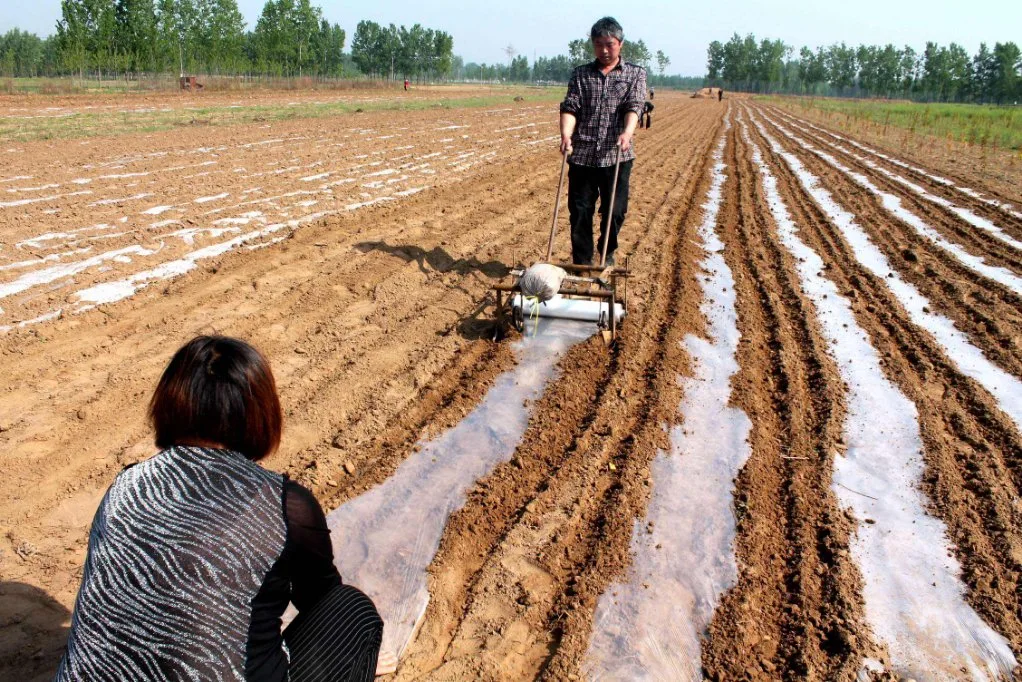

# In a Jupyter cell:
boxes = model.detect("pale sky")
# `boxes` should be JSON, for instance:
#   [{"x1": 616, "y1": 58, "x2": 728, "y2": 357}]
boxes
[{"x1": 2, "y1": 0, "x2": 1020, "y2": 76}]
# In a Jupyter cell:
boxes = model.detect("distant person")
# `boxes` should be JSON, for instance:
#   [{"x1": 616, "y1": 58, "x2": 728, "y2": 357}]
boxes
[
  {"x1": 649, "y1": 86, "x2": 655, "y2": 99},
  {"x1": 404, "y1": 78, "x2": 409, "y2": 91},
  {"x1": 640, "y1": 100, "x2": 654, "y2": 129},
  {"x1": 718, "y1": 87, "x2": 724, "y2": 102},
  {"x1": 57, "y1": 336, "x2": 392, "y2": 681},
  {"x1": 560, "y1": 16, "x2": 647, "y2": 267}
]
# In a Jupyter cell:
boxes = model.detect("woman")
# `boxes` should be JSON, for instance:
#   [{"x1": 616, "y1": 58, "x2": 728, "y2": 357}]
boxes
[{"x1": 57, "y1": 336, "x2": 387, "y2": 681}]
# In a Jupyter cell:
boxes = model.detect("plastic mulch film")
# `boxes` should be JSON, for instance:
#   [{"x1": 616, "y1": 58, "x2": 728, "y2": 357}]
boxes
[
  {"x1": 325, "y1": 318, "x2": 593, "y2": 660},
  {"x1": 584, "y1": 121, "x2": 749, "y2": 681}
]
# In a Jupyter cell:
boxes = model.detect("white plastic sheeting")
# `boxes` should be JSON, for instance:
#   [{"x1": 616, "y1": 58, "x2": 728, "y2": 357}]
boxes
[
  {"x1": 748, "y1": 109, "x2": 1022, "y2": 436},
  {"x1": 741, "y1": 110, "x2": 1017, "y2": 680},
  {"x1": 585, "y1": 117, "x2": 749, "y2": 681},
  {"x1": 770, "y1": 111, "x2": 1022, "y2": 252},
  {"x1": 324, "y1": 318, "x2": 593, "y2": 660},
  {"x1": 780, "y1": 113, "x2": 1022, "y2": 222},
  {"x1": 514, "y1": 294, "x2": 625, "y2": 325},
  {"x1": 762, "y1": 114, "x2": 1022, "y2": 294}
]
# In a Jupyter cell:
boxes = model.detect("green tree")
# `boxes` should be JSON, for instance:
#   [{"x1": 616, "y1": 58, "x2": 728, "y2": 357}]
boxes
[
  {"x1": 623, "y1": 38, "x2": 651, "y2": 69},
  {"x1": 567, "y1": 38, "x2": 589, "y2": 65},
  {"x1": 309, "y1": 19, "x2": 345, "y2": 76},
  {"x1": 114, "y1": 0, "x2": 157, "y2": 75},
  {"x1": 945, "y1": 43, "x2": 970, "y2": 101},
  {"x1": 509, "y1": 54, "x2": 529, "y2": 82},
  {"x1": 755, "y1": 38, "x2": 788, "y2": 91},
  {"x1": 56, "y1": 0, "x2": 96, "y2": 82},
  {"x1": 351, "y1": 20, "x2": 383, "y2": 77},
  {"x1": 826, "y1": 42, "x2": 857, "y2": 91},
  {"x1": 655, "y1": 49, "x2": 670, "y2": 78},
  {"x1": 875, "y1": 44, "x2": 900, "y2": 96},
  {"x1": 195, "y1": 0, "x2": 245, "y2": 74},
  {"x1": 898, "y1": 46, "x2": 917, "y2": 94},
  {"x1": 0, "y1": 29, "x2": 45, "y2": 77},
  {"x1": 432, "y1": 30, "x2": 453, "y2": 79},
  {"x1": 706, "y1": 40, "x2": 724, "y2": 82},
  {"x1": 991, "y1": 41, "x2": 1021, "y2": 104},
  {"x1": 920, "y1": 41, "x2": 948, "y2": 100},
  {"x1": 970, "y1": 43, "x2": 996, "y2": 102}
]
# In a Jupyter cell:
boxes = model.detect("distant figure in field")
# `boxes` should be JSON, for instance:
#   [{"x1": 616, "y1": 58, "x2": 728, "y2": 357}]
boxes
[
  {"x1": 649, "y1": 87, "x2": 655, "y2": 99},
  {"x1": 718, "y1": 87, "x2": 724, "y2": 102},
  {"x1": 640, "y1": 100, "x2": 654, "y2": 129},
  {"x1": 57, "y1": 336, "x2": 394, "y2": 681},
  {"x1": 404, "y1": 79, "x2": 409, "y2": 91}
]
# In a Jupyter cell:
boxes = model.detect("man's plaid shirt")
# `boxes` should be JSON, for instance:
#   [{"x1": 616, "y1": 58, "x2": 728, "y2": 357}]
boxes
[{"x1": 560, "y1": 59, "x2": 647, "y2": 167}]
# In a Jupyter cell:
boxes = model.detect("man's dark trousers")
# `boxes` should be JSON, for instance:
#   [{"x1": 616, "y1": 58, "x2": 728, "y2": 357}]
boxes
[{"x1": 567, "y1": 159, "x2": 633, "y2": 265}]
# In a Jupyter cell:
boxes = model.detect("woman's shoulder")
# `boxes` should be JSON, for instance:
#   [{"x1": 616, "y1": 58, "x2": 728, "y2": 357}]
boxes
[
  {"x1": 108, "y1": 446, "x2": 284, "y2": 501},
  {"x1": 283, "y1": 479, "x2": 327, "y2": 528}
]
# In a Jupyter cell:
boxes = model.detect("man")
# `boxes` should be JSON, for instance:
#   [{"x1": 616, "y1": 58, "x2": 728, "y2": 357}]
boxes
[{"x1": 559, "y1": 17, "x2": 647, "y2": 267}]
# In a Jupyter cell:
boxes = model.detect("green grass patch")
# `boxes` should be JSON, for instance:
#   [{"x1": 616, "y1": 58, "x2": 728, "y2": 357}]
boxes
[
  {"x1": 0, "y1": 91, "x2": 563, "y2": 143},
  {"x1": 762, "y1": 96, "x2": 1022, "y2": 151}
]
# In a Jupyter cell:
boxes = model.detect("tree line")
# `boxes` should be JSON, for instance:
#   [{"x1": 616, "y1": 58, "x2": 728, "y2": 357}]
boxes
[
  {"x1": 4, "y1": 10, "x2": 690, "y2": 89},
  {"x1": 706, "y1": 33, "x2": 1022, "y2": 103},
  {"x1": 0, "y1": 0, "x2": 452, "y2": 80},
  {"x1": 350, "y1": 20, "x2": 453, "y2": 81},
  {"x1": 49, "y1": 0, "x2": 350, "y2": 79},
  {"x1": 457, "y1": 37, "x2": 682, "y2": 86}
]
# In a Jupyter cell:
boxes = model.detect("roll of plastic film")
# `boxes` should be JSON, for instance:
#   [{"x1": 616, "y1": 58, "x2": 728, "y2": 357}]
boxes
[{"x1": 513, "y1": 294, "x2": 625, "y2": 324}]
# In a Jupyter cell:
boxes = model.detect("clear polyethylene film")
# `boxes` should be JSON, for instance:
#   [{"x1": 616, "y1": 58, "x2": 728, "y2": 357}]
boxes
[
  {"x1": 585, "y1": 121, "x2": 750, "y2": 681},
  {"x1": 324, "y1": 318, "x2": 593, "y2": 660}
]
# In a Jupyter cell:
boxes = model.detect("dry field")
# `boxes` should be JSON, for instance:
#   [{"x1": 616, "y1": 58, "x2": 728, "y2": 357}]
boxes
[{"x1": 1, "y1": 88, "x2": 1021, "y2": 681}]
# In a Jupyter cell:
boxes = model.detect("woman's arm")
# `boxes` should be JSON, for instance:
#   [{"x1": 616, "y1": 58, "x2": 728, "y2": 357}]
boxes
[{"x1": 284, "y1": 479, "x2": 343, "y2": 612}]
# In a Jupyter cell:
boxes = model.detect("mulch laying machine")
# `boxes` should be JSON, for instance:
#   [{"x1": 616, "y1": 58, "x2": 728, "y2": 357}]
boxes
[{"x1": 493, "y1": 149, "x2": 629, "y2": 344}]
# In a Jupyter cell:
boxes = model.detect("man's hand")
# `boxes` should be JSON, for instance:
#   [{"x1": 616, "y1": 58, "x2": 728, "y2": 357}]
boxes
[
  {"x1": 617, "y1": 130, "x2": 634, "y2": 153},
  {"x1": 559, "y1": 112, "x2": 576, "y2": 155},
  {"x1": 560, "y1": 134, "x2": 573, "y2": 155},
  {"x1": 618, "y1": 111, "x2": 639, "y2": 152}
]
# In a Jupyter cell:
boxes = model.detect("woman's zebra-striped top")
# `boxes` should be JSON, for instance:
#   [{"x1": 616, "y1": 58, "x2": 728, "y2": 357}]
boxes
[{"x1": 57, "y1": 445, "x2": 342, "y2": 681}]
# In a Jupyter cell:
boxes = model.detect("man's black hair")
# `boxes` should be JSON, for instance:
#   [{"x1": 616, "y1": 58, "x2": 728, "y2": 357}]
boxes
[{"x1": 590, "y1": 17, "x2": 623, "y2": 42}]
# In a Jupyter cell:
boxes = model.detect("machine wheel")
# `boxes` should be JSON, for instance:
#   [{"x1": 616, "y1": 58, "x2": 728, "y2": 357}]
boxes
[{"x1": 511, "y1": 304, "x2": 525, "y2": 333}]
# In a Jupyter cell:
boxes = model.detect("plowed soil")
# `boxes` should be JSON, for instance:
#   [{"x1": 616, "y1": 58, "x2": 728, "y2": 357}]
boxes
[{"x1": 2, "y1": 90, "x2": 1021, "y2": 681}]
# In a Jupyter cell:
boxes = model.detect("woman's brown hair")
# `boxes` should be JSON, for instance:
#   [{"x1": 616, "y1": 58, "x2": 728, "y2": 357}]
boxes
[{"x1": 149, "y1": 336, "x2": 282, "y2": 460}]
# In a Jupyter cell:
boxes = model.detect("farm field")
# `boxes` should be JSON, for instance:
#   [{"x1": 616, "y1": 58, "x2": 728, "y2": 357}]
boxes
[
  {"x1": 768, "y1": 97, "x2": 1022, "y2": 151},
  {"x1": 0, "y1": 84, "x2": 562, "y2": 141},
  {"x1": 768, "y1": 96, "x2": 1022, "y2": 203},
  {"x1": 1, "y1": 88, "x2": 1022, "y2": 681}
]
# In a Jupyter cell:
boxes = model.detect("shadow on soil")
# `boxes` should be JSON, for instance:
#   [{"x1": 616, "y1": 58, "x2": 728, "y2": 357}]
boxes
[
  {"x1": 0, "y1": 581, "x2": 70, "y2": 681},
  {"x1": 354, "y1": 241, "x2": 510, "y2": 279},
  {"x1": 355, "y1": 240, "x2": 511, "y2": 341}
]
